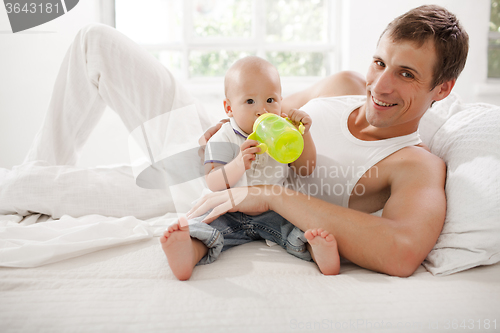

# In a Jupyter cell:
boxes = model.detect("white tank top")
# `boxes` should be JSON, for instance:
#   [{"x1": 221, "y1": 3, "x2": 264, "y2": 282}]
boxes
[{"x1": 286, "y1": 96, "x2": 422, "y2": 208}]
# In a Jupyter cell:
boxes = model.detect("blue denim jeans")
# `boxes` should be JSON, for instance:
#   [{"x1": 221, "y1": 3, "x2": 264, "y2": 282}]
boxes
[{"x1": 189, "y1": 211, "x2": 311, "y2": 265}]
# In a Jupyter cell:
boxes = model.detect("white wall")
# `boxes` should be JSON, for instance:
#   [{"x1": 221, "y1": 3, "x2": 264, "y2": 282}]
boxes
[
  {"x1": 0, "y1": 0, "x2": 104, "y2": 168},
  {"x1": 1, "y1": 0, "x2": 498, "y2": 169}
]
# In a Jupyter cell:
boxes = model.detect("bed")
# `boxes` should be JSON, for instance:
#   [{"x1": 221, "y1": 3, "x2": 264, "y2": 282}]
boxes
[{"x1": 1, "y1": 93, "x2": 499, "y2": 332}]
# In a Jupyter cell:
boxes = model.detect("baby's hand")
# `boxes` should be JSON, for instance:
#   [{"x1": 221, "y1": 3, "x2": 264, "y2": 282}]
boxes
[
  {"x1": 239, "y1": 139, "x2": 261, "y2": 170},
  {"x1": 283, "y1": 109, "x2": 312, "y2": 134}
]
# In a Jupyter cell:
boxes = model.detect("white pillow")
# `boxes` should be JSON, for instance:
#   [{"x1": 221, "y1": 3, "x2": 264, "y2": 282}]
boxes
[
  {"x1": 421, "y1": 98, "x2": 500, "y2": 275},
  {"x1": 419, "y1": 93, "x2": 463, "y2": 145}
]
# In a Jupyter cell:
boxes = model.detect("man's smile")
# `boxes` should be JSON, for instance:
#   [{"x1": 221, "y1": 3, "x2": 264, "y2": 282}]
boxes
[{"x1": 372, "y1": 96, "x2": 398, "y2": 108}]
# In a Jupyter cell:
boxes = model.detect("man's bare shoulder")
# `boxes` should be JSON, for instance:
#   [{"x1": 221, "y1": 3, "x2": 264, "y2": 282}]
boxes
[
  {"x1": 387, "y1": 145, "x2": 446, "y2": 186},
  {"x1": 315, "y1": 71, "x2": 366, "y2": 99},
  {"x1": 282, "y1": 71, "x2": 366, "y2": 112},
  {"x1": 351, "y1": 145, "x2": 445, "y2": 213},
  {"x1": 393, "y1": 145, "x2": 444, "y2": 166}
]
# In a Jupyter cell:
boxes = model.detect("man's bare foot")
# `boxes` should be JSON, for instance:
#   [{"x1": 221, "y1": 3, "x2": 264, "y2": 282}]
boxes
[
  {"x1": 160, "y1": 217, "x2": 196, "y2": 280},
  {"x1": 304, "y1": 228, "x2": 340, "y2": 275}
]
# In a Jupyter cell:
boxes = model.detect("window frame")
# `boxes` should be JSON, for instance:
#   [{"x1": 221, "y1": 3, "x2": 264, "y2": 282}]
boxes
[
  {"x1": 105, "y1": 0, "x2": 342, "y2": 92},
  {"x1": 488, "y1": 31, "x2": 500, "y2": 80},
  {"x1": 489, "y1": 0, "x2": 500, "y2": 80}
]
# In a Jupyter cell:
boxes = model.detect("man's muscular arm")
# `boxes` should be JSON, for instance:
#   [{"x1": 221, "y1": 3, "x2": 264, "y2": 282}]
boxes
[
  {"x1": 270, "y1": 148, "x2": 446, "y2": 277},
  {"x1": 189, "y1": 148, "x2": 446, "y2": 277}
]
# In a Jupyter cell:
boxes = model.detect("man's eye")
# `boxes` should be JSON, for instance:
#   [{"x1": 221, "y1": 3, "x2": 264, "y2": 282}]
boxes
[
  {"x1": 267, "y1": 98, "x2": 275, "y2": 103},
  {"x1": 246, "y1": 99, "x2": 254, "y2": 104},
  {"x1": 376, "y1": 61, "x2": 385, "y2": 67},
  {"x1": 402, "y1": 72, "x2": 414, "y2": 79}
]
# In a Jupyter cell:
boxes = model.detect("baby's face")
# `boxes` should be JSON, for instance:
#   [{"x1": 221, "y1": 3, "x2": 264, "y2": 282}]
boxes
[{"x1": 225, "y1": 69, "x2": 282, "y2": 134}]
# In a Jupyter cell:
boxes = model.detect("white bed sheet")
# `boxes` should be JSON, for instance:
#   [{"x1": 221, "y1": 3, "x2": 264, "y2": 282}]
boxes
[
  {"x1": 1, "y1": 237, "x2": 499, "y2": 333},
  {"x1": 0, "y1": 213, "x2": 173, "y2": 267}
]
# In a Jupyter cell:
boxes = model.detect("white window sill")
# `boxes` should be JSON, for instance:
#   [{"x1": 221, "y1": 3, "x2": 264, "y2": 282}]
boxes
[
  {"x1": 474, "y1": 81, "x2": 500, "y2": 106},
  {"x1": 475, "y1": 80, "x2": 500, "y2": 96}
]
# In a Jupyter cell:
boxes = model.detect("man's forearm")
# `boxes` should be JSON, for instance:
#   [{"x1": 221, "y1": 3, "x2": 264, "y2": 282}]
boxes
[{"x1": 265, "y1": 188, "x2": 421, "y2": 277}]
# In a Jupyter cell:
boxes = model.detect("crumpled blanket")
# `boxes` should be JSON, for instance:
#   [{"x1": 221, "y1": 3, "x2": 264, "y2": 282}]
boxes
[{"x1": 0, "y1": 212, "x2": 178, "y2": 268}]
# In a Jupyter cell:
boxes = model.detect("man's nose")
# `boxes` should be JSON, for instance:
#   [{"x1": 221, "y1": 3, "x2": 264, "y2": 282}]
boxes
[{"x1": 372, "y1": 70, "x2": 394, "y2": 95}]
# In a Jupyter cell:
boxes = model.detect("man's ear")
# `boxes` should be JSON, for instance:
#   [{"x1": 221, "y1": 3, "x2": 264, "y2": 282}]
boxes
[
  {"x1": 433, "y1": 79, "x2": 456, "y2": 102},
  {"x1": 223, "y1": 99, "x2": 233, "y2": 117}
]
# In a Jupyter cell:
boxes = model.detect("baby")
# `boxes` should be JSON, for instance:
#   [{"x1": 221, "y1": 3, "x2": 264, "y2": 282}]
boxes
[{"x1": 160, "y1": 56, "x2": 340, "y2": 280}]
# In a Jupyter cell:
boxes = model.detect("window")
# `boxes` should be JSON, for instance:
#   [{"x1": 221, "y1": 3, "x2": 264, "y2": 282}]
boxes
[
  {"x1": 489, "y1": 0, "x2": 500, "y2": 78},
  {"x1": 114, "y1": 0, "x2": 340, "y2": 83}
]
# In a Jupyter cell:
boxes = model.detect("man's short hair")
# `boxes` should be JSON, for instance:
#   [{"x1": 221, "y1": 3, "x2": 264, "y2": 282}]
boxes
[{"x1": 381, "y1": 5, "x2": 469, "y2": 90}]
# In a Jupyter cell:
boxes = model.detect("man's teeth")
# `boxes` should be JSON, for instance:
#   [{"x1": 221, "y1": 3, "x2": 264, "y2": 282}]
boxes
[{"x1": 373, "y1": 97, "x2": 396, "y2": 107}]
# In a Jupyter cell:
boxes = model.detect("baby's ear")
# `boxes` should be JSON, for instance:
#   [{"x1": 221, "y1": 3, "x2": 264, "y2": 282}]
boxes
[{"x1": 223, "y1": 99, "x2": 233, "y2": 116}]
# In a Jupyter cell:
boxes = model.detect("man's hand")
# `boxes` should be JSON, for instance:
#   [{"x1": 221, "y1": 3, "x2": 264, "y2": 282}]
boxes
[
  {"x1": 186, "y1": 185, "x2": 275, "y2": 223},
  {"x1": 198, "y1": 119, "x2": 230, "y2": 146},
  {"x1": 282, "y1": 108, "x2": 312, "y2": 134},
  {"x1": 198, "y1": 119, "x2": 230, "y2": 163}
]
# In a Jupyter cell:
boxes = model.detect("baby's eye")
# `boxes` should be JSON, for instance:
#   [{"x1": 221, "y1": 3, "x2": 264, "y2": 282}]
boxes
[
  {"x1": 246, "y1": 99, "x2": 255, "y2": 104},
  {"x1": 267, "y1": 98, "x2": 275, "y2": 103}
]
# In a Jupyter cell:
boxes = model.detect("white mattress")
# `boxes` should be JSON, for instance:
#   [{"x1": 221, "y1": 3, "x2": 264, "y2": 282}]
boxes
[{"x1": 1, "y1": 236, "x2": 499, "y2": 333}]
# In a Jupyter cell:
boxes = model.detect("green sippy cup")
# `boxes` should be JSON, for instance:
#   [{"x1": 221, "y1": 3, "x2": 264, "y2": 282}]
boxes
[{"x1": 247, "y1": 113, "x2": 305, "y2": 164}]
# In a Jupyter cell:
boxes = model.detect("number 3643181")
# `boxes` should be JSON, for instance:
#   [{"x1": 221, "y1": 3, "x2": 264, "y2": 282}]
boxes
[{"x1": 5, "y1": 2, "x2": 61, "y2": 14}]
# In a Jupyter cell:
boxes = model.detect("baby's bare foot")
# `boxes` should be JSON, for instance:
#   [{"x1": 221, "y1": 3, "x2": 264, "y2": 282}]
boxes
[
  {"x1": 305, "y1": 228, "x2": 340, "y2": 275},
  {"x1": 160, "y1": 217, "x2": 195, "y2": 280}
]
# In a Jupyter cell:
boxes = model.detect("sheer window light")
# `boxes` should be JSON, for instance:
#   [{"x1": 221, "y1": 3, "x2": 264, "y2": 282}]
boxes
[
  {"x1": 115, "y1": 0, "x2": 340, "y2": 81},
  {"x1": 489, "y1": 0, "x2": 500, "y2": 78}
]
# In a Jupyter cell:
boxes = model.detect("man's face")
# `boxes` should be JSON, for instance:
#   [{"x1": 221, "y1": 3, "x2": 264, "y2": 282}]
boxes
[{"x1": 364, "y1": 33, "x2": 442, "y2": 134}]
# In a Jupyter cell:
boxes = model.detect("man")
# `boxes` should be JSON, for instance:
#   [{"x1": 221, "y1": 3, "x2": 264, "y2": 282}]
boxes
[{"x1": 187, "y1": 4, "x2": 469, "y2": 277}]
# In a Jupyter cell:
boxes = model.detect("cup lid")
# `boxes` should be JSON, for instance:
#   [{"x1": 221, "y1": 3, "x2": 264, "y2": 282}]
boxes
[{"x1": 252, "y1": 113, "x2": 278, "y2": 132}]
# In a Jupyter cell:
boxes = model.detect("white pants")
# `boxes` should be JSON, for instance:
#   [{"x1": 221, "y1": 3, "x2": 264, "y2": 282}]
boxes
[
  {"x1": 25, "y1": 23, "x2": 211, "y2": 165},
  {"x1": 0, "y1": 24, "x2": 213, "y2": 219}
]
